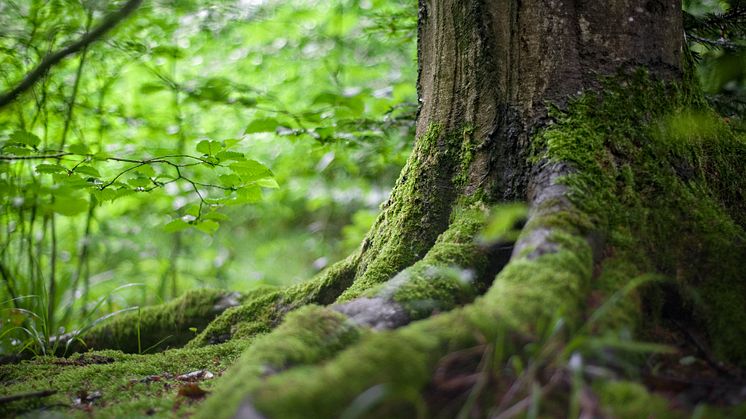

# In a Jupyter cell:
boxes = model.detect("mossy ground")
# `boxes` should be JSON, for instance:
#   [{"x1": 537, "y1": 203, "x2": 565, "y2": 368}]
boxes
[
  {"x1": 0, "y1": 340, "x2": 251, "y2": 418},
  {"x1": 2, "y1": 72, "x2": 745, "y2": 417}
]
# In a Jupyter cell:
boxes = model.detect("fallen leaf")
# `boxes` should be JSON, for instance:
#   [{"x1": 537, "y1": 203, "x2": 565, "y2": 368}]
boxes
[{"x1": 177, "y1": 383, "x2": 208, "y2": 400}]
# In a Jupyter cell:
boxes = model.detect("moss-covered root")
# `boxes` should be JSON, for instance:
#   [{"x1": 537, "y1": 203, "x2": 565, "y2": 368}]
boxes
[
  {"x1": 332, "y1": 205, "x2": 496, "y2": 329},
  {"x1": 57, "y1": 289, "x2": 242, "y2": 355},
  {"x1": 187, "y1": 254, "x2": 359, "y2": 347},
  {"x1": 194, "y1": 305, "x2": 364, "y2": 419},
  {"x1": 197, "y1": 217, "x2": 594, "y2": 418}
]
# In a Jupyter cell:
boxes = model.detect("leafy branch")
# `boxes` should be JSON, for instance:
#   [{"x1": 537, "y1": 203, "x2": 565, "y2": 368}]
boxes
[{"x1": 1, "y1": 131, "x2": 277, "y2": 232}]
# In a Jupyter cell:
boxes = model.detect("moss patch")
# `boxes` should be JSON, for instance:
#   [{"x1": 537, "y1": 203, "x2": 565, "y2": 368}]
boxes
[
  {"x1": 359, "y1": 205, "x2": 489, "y2": 320},
  {"x1": 0, "y1": 340, "x2": 251, "y2": 418},
  {"x1": 594, "y1": 380, "x2": 684, "y2": 419}
]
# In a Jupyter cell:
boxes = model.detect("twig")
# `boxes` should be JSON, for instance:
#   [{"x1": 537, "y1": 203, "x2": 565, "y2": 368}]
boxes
[
  {"x1": 0, "y1": 389, "x2": 56, "y2": 405},
  {"x1": 0, "y1": 153, "x2": 70, "y2": 160},
  {"x1": 0, "y1": 0, "x2": 143, "y2": 109}
]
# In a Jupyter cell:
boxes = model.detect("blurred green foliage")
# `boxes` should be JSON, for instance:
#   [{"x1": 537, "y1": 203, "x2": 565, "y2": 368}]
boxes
[
  {"x1": 0, "y1": 0, "x2": 416, "y2": 354},
  {"x1": 684, "y1": 0, "x2": 746, "y2": 127}
]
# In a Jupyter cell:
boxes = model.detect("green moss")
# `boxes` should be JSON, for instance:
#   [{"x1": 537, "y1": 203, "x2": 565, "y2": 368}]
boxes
[
  {"x1": 588, "y1": 257, "x2": 646, "y2": 332},
  {"x1": 194, "y1": 305, "x2": 364, "y2": 419},
  {"x1": 453, "y1": 124, "x2": 476, "y2": 187},
  {"x1": 534, "y1": 70, "x2": 746, "y2": 365},
  {"x1": 475, "y1": 229, "x2": 593, "y2": 332},
  {"x1": 594, "y1": 380, "x2": 684, "y2": 419},
  {"x1": 64, "y1": 288, "x2": 241, "y2": 354},
  {"x1": 339, "y1": 124, "x2": 469, "y2": 300},
  {"x1": 358, "y1": 206, "x2": 488, "y2": 319},
  {"x1": 0, "y1": 340, "x2": 252, "y2": 418}
]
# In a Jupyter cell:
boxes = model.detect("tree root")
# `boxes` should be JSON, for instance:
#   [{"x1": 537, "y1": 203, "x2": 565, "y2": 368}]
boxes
[
  {"x1": 197, "y1": 163, "x2": 597, "y2": 418},
  {"x1": 56, "y1": 288, "x2": 242, "y2": 355}
]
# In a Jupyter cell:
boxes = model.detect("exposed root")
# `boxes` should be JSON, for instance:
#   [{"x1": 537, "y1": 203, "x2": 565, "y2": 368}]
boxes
[
  {"x1": 196, "y1": 162, "x2": 597, "y2": 418},
  {"x1": 57, "y1": 289, "x2": 242, "y2": 355}
]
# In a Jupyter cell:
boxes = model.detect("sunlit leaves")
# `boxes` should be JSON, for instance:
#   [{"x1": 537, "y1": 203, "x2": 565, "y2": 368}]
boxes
[
  {"x1": 74, "y1": 165, "x2": 101, "y2": 177},
  {"x1": 229, "y1": 159, "x2": 273, "y2": 182},
  {"x1": 35, "y1": 164, "x2": 67, "y2": 174},
  {"x1": 245, "y1": 118, "x2": 280, "y2": 134},
  {"x1": 9, "y1": 130, "x2": 41, "y2": 148},
  {"x1": 196, "y1": 140, "x2": 223, "y2": 156}
]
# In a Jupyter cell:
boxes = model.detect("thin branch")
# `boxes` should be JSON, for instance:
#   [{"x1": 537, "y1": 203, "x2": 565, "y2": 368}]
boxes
[
  {"x1": 0, "y1": 0, "x2": 144, "y2": 109},
  {"x1": 687, "y1": 33, "x2": 742, "y2": 49},
  {"x1": 0, "y1": 153, "x2": 70, "y2": 160},
  {"x1": 0, "y1": 390, "x2": 56, "y2": 405}
]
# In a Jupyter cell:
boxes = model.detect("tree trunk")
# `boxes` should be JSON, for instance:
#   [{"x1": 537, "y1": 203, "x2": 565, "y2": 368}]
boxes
[{"x1": 2, "y1": 1, "x2": 745, "y2": 418}]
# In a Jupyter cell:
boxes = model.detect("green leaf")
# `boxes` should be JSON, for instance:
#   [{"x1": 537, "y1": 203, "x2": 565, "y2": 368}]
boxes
[
  {"x1": 244, "y1": 118, "x2": 280, "y2": 134},
  {"x1": 222, "y1": 139, "x2": 242, "y2": 149},
  {"x1": 3, "y1": 146, "x2": 31, "y2": 156},
  {"x1": 229, "y1": 160, "x2": 273, "y2": 182},
  {"x1": 196, "y1": 140, "x2": 223, "y2": 156},
  {"x1": 51, "y1": 196, "x2": 88, "y2": 216},
  {"x1": 9, "y1": 130, "x2": 41, "y2": 147},
  {"x1": 194, "y1": 220, "x2": 220, "y2": 235},
  {"x1": 93, "y1": 188, "x2": 135, "y2": 203},
  {"x1": 35, "y1": 164, "x2": 67, "y2": 174},
  {"x1": 233, "y1": 185, "x2": 262, "y2": 203},
  {"x1": 219, "y1": 174, "x2": 242, "y2": 188},
  {"x1": 127, "y1": 177, "x2": 150, "y2": 188},
  {"x1": 256, "y1": 178, "x2": 279, "y2": 189},
  {"x1": 68, "y1": 143, "x2": 90, "y2": 155},
  {"x1": 135, "y1": 165, "x2": 156, "y2": 177},
  {"x1": 216, "y1": 151, "x2": 245, "y2": 162},
  {"x1": 481, "y1": 203, "x2": 528, "y2": 242},
  {"x1": 52, "y1": 173, "x2": 90, "y2": 189},
  {"x1": 202, "y1": 212, "x2": 229, "y2": 221},
  {"x1": 339, "y1": 96, "x2": 365, "y2": 117},
  {"x1": 164, "y1": 219, "x2": 190, "y2": 233},
  {"x1": 74, "y1": 165, "x2": 100, "y2": 177},
  {"x1": 185, "y1": 205, "x2": 200, "y2": 217}
]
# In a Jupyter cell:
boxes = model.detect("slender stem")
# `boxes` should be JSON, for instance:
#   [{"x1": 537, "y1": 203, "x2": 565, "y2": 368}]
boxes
[
  {"x1": 47, "y1": 212, "x2": 57, "y2": 344},
  {"x1": 71, "y1": 203, "x2": 95, "y2": 319},
  {"x1": 59, "y1": 12, "x2": 92, "y2": 150}
]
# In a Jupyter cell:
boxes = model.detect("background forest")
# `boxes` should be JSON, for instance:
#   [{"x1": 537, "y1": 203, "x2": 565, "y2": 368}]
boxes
[{"x1": 0, "y1": 0, "x2": 743, "y2": 357}]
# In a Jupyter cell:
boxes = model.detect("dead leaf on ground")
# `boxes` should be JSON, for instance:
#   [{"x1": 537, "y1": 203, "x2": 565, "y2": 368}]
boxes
[{"x1": 177, "y1": 383, "x2": 208, "y2": 400}]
